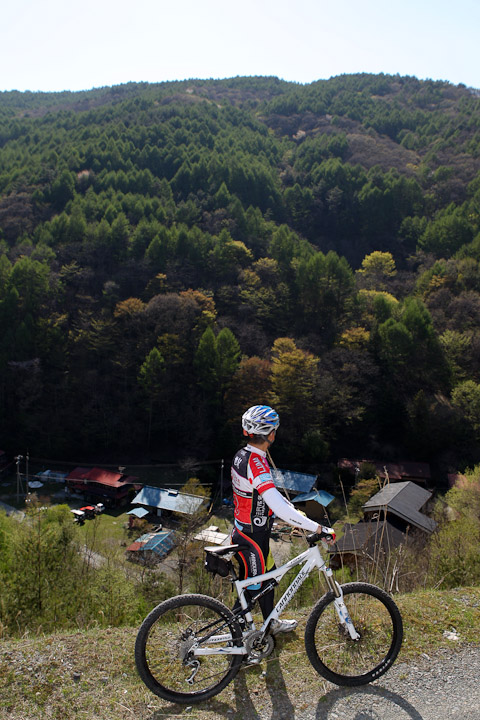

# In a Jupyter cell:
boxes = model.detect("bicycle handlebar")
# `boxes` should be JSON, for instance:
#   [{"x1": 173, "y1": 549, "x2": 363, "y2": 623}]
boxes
[{"x1": 306, "y1": 527, "x2": 336, "y2": 547}]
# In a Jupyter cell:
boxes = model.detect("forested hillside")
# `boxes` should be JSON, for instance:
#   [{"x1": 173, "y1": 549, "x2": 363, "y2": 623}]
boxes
[{"x1": 1, "y1": 73, "x2": 480, "y2": 476}]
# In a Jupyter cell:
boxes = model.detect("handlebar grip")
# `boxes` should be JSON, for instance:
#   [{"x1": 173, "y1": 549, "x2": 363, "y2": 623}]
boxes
[{"x1": 306, "y1": 528, "x2": 336, "y2": 546}]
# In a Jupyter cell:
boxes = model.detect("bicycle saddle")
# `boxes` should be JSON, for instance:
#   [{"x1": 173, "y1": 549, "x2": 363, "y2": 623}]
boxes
[{"x1": 204, "y1": 544, "x2": 241, "y2": 556}]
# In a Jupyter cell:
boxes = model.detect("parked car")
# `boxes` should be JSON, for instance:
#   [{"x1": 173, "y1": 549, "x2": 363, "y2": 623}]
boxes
[
  {"x1": 80, "y1": 504, "x2": 105, "y2": 518},
  {"x1": 71, "y1": 503, "x2": 105, "y2": 523},
  {"x1": 71, "y1": 508, "x2": 86, "y2": 523}
]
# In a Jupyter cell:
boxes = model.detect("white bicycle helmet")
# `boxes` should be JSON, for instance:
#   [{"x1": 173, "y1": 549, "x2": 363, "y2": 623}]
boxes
[{"x1": 242, "y1": 405, "x2": 280, "y2": 436}]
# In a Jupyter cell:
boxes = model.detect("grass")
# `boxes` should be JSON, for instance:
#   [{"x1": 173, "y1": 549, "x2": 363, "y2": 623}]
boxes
[
  {"x1": 77, "y1": 510, "x2": 131, "y2": 544},
  {"x1": 2, "y1": 586, "x2": 480, "y2": 720}
]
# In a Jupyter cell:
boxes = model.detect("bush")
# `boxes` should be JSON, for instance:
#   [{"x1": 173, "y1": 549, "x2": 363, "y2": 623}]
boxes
[
  {"x1": 427, "y1": 514, "x2": 480, "y2": 589},
  {"x1": 347, "y1": 476, "x2": 380, "y2": 519},
  {"x1": 0, "y1": 505, "x2": 162, "y2": 636}
]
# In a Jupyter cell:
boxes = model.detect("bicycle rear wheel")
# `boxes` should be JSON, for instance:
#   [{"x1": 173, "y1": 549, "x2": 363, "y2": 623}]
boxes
[
  {"x1": 135, "y1": 594, "x2": 243, "y2": 704},
  {"x1": 305, "y1": 582, "x2": 403, "y2": 686}
]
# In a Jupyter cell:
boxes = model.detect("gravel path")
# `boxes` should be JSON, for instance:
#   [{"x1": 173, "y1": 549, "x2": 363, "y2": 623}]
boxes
[
  {"x1": 190, "y1": 646, "x2": 480, "y2": 720},
  {"x1": 297, "y1": 646, "x2": 480, "y2": 720}
]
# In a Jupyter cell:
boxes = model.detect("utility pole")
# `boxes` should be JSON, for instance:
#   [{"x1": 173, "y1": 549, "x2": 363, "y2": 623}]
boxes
[
  {"x1": 220, "y1": 459, "x2": 224, "y2": 505},
  {"x1": 26, "y1": 451, "x2": 30, "y2": 500},
  {"x1": 15, "y1": 455, "x2": 24, "y2": 503}
]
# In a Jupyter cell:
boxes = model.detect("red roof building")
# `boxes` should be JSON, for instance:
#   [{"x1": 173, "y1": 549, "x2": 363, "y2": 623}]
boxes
[
  {"x1": 66, "y1": 467, "x2": 142, "y2": 506},
  {"x1": 338, "y1": 458, "x2": 431, "y2": 485}
]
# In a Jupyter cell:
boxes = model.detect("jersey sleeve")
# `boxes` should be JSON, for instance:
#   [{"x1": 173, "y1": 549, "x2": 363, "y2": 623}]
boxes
[
  {"x1": 261, "y1": 486, "x2": 319, "y2": 532},
  {"x1": 248, "y1": 453, "x2": 276, "y2": 493}
]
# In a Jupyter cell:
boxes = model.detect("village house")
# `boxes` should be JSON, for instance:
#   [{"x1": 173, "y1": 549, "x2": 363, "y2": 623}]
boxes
[
  {"x1": 131, "y1": 485, "x2": 207, "y2": 518},
  {"x1": 125, "y1": 486, "x2": 209, "y2": 564},
  {"x1": 66, "y1": 467, "x2": 143, "y2": 507},
  {"x1": 330, "y1": 481, "x2": 436, "y2": 570},
  {"x1": 338, "y1": 458, "x2": 432, "y2": 485},
  {"x1": 125, "y1": 529, "x2": 176, "y2": 565}
]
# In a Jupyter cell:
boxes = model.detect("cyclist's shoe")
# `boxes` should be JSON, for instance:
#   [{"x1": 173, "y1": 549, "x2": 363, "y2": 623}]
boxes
[{"x1": 270, "y1": 618, "x2": 298, "y2": 635}]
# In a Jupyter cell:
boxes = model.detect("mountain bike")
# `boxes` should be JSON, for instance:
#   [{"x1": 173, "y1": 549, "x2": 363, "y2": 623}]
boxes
[{"x1": 134, "y1": 531, "x2": 403, "y2": 704}]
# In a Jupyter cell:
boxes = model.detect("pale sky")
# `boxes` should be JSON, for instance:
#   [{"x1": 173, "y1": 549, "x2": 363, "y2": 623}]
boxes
[{"x1": 2, "y1": 0, "x2": 479, "y2": 93}]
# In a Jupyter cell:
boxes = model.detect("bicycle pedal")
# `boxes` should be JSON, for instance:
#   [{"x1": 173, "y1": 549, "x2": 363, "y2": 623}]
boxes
[{"x1": 243, "y1": 656, "x2": 262, "y2": 667}]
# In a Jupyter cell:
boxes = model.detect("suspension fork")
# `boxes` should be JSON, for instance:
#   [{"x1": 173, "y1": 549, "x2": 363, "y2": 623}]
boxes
[
  {"x1": 322, "y1": 567, "x2": 360, "y2": 641},
  {"x1": 323, "y1": 566, "x2": 341, "y2": 596}
]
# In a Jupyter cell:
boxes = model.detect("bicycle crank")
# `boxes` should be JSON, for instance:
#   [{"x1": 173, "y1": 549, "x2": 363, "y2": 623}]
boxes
[{"x1": 244, "y1": 630, "x2": 275, "y2": 663}]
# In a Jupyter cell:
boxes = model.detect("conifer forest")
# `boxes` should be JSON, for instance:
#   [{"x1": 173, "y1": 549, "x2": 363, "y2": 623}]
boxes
[{"x1": 1, "y1": 74, "x2": 480, "y2": 480}]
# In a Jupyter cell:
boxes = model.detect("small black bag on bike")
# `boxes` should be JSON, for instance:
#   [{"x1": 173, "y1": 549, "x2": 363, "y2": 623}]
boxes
[{"x1": 204, "y1": 551, "x2": 231, "y2": 577}]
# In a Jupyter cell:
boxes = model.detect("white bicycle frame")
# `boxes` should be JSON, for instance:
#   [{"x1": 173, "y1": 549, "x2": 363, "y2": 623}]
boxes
[{"x1": 194, "y1": 542, "x2": 359, "y2": 658}]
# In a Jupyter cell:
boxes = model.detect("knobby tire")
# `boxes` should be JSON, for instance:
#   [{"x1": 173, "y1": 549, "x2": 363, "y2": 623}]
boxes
[
  {"x1": 305, "y1": 582, "x2": 403, "y2": 686},
  {"x1": 135, "y1": 593, "x2": 243, "y2": 704}
]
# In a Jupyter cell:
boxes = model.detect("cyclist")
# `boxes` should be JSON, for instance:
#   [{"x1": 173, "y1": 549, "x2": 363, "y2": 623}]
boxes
[{"x1": 231, "y1": 404, "x2": 335, "y2": 635}]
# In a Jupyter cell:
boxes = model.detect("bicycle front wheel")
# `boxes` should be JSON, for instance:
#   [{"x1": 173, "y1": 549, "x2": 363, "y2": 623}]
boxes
[
  {"x1": 135, "y1": 594, "x2": 243, "y2": 704},
  {"x1": 305, "y1": 582, "x2": 403, "y2": 686}
]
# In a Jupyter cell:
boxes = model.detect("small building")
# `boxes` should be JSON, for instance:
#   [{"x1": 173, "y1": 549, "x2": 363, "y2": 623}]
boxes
[
  {"x1": 131, "y1": 485, "x2": 207, "y2": 517},
  {"x1": 338, "y1": 458, "x2": 431, "y2": 485},
  {"x1": 126, "y1": 530, "x2": 176, "y2": 564},
  {"x1": 66, "y1": 467, "x2": 142, "y2": 507},
  {"x1": 126, "y1": 506, "x2": 150, "y2": 528},
  {"x1": 329, "y1": 519, "x2": 407, "y2": 570},
  {"x1": 194, "y1": 525, "x2": 230, "y2": 545},
  {"x1": 271, "y1": 470, "x2": 330, "y2": 521},
  {"x1": 292, "y1": 488, "x2": 336, "y2": 521},
  {"x1": 271, "y1": 469, "x2": 317, "y2": 496},
  {"x1": 35, "y1": 469, "x2": 68, "y2": 483},
  {"x1": 330, "y1": 481, "x2": 436, "y2": 570},
  {"x1": 363, "y1": 481, "x2": 436, "y2": 534}
]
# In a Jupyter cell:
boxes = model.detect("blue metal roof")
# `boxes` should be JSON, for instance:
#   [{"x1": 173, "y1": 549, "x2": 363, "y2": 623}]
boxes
[
  {"x1": 36, "y1": 469, "x2": 68, "y2": 482},
  {"x1": 127, "y1": 507, "x2": 149, "y2": 518},
  {"x1": 138, "y1": 531, "x2": 176, "y2": 557},
  {"x1": 292, "y1": 489, "x2": 335, "y2": 506},
  {"x1": 132, "y1": 486, "x2": 206, "y2": 514},
  {"x1": 271, "y1": 469, "x2": 316, "y2": 495}
]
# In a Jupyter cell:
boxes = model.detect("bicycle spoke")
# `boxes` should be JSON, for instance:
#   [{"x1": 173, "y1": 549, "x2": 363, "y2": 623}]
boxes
[
  {"x1": 135, "y1": 595, "x2": 243, "y2": 703},
  {"x1": 305, "y1": 583, "x2": 403, "y2": 686}
]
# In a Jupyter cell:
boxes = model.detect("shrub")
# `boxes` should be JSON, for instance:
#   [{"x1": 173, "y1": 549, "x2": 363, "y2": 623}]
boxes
[{"x1": 427, "y1": 514, "x2": 480, "y2": 589}]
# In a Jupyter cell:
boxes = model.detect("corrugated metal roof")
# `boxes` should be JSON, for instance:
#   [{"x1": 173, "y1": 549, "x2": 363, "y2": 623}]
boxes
[
  {"x1": 292, "y1": 489, "x2": 335, "y2": 506},
  {"x1": 194, "y1": 526, "x2": 230, "y2": 545},
  {"x1": 271, "y1": 469, "x2": 316, "y2": 495},
  {"x1": 126, "y1": 507, "x2": 149, "y2": 518},
  {"x1": 125, "y1": 541, "x2": 144, "y2": 552},
  {"x1": 67, "y1": 467, "x2": 138, "y2": 488},
  {"x1": 363, "y1": 481, "x2": 436, "y2": 533},
  {"x1": 36, "y1": 470, "x2": 68, "y2": 482},
  {"x1": 142, "y1": 531, "x2": 176, "y2": 556},
  {"x1": 127, "y1": 530, "x2": 176, "y2": 558},
  {"x1": 332, "y1": 520, "x2": 406, "y2": 554},
  {"x1": 132, "y1": 486, "x2": 206, "y2": 514}
]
